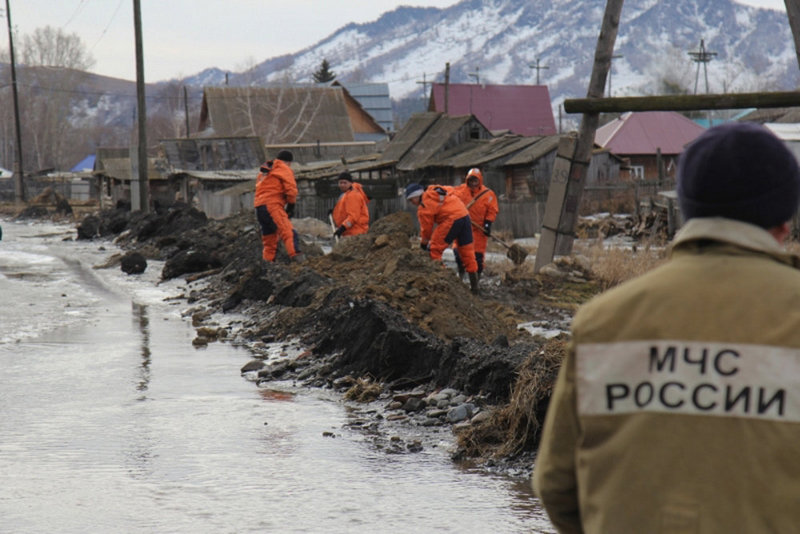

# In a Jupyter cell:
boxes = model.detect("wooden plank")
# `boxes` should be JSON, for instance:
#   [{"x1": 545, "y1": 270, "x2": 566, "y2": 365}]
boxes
[{"x1": 564, "y1": 91, "x2": 800, "y2": 114}]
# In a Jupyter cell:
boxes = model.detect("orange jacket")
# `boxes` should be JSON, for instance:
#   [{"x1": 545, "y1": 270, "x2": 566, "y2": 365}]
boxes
[
  {"x1": 254, "y1": 159, "x2": 298, "y2": 207},
  {"x1": 333, "y1": 182, "x2": 370, "y2": 236},
  {"x1": 454, "y1": 173, "x2": 499, "y2": 226},
  {"x1": 417, "y1": 185, "x2": 468, "y2": 244}
]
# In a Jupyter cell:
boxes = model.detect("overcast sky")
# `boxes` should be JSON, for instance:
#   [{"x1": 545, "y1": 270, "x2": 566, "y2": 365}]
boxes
[{"x1": 2, "y1": 0, "x2": 788, "y2": 83}]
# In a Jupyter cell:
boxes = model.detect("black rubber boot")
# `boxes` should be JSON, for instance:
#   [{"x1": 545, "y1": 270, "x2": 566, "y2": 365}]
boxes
[{"x1": 468, "y1": 272, "x2": 479, "y2": 294}]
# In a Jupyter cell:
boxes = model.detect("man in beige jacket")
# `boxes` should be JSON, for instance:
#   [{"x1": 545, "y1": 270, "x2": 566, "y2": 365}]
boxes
[{"x1": 533, "y1": 122, "x2": 800, "y2": 533}]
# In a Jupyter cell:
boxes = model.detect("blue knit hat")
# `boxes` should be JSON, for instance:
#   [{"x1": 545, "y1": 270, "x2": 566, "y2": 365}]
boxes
[
  {"x1": 405, "y1": 183, "x2": 424, "y2": 200},
  {"x1": 677, "y1": 122, "x2": 800, "y2": 229}
]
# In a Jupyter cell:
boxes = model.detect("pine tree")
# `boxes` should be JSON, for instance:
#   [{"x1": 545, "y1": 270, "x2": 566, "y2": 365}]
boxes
[{"x1": 312, "y1": 59, "x2": 336, "y2": 83}]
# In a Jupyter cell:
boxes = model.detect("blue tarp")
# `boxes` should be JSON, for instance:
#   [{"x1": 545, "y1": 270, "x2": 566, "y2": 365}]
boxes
[{"x1": 70, "y1": 154, "x2": 96, "y2": 172}]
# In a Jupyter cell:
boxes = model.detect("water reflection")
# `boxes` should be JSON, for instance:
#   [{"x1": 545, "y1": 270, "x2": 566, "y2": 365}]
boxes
[{"x1": 133, "y1": 302, "x2": 151, "y2": 398}]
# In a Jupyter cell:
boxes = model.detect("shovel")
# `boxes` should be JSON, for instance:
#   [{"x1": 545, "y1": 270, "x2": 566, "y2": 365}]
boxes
[
  {"x1": 328, "y1": 212, "x2": 339, "y2": 243},
  {"x1": 471, "y1": 220, "x2": 528, "y2": 265}
]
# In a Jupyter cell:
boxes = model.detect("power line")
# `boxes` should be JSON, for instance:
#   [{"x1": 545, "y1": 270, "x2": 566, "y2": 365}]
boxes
[
  {"x1": 63, "y1": 0, "x2": 89, "y2": 29},
  {"x1": 89, "y1": 0, "x2": 124, "y2": 53}
]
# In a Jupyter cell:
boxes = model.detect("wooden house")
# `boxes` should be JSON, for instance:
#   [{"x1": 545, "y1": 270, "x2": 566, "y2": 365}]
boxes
[
  {"x1": 197, "y1": 86, "x2": 387, "y2": 146},
  {"x1": 159, "y1": 136, "x2": 265, "y2": 218},
  {"x1": 595, "y1": 111, "x2": 705, "y2": 184},
  {"x1": 93, "y1": 147, "x2": 167, "y2": 209},
  {"x1": 381, "y1": 112, "x2": 492, "y2": 180}
]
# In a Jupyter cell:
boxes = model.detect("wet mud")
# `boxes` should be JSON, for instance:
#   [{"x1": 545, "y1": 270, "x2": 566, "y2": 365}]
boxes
[{"x1": 75, "y1": 202, "x2": 604, "y2": 474}]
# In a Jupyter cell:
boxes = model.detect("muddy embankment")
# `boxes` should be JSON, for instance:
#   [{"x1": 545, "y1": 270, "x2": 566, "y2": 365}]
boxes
[{"x1": 72, "y1": 202, "x2": 603, "y2": 472}]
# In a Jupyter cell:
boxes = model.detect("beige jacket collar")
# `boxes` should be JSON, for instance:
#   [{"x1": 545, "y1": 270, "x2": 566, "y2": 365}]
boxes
[{"x1": 671, "y1": 217, "x2": 800, "y2": 266}]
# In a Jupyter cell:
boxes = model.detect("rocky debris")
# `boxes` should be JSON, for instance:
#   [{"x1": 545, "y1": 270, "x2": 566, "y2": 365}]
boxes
[{"x1": 120, "y1": 251, "x2": 147, "y2": 274}]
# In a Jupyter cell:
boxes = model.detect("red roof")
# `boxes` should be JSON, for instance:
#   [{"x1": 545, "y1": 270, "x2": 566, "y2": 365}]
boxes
[
  {"x1": 595, "y1": 111, "x2": 706, "y2": 155},
  {"x1": 429, "y1": 83, "x2": 556, "y2": 136}
]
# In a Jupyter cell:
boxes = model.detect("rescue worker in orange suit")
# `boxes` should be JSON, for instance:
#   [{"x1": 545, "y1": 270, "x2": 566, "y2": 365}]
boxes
[
  {"x1": 254, "y1": 150, "x2": 302, "y2": 262},
  {"x1": 405, "y1": 182, "x2": 479, "y2": 294},
  {"x1": 332, "y1": 171, "x2": 370, "y2": 238},
  {"x1": 453, "y1": 167, "x2": 499, "y2": 279}
]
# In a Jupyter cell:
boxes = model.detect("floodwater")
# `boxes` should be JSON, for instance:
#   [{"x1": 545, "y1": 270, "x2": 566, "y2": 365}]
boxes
[{"x1": 0, "y1": 218, "x2": 554, "y2": 533}]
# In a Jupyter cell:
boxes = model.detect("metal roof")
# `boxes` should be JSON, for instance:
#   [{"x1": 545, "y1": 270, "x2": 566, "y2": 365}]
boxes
[
  {"x1": 334, "y1": 82, "x2": 394, "y2": 132},
  {"x1": 594, "y1": 111, "x2": 706, "y2": 155},
  {"x1": 429, "y1": 83, "x2": 557, "y2": 136}
]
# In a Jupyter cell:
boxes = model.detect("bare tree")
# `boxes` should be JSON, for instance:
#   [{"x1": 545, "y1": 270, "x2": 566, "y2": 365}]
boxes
[
  {"x1": 20, "y1": 26, "x2": 94, "y2": 70},
  {"x1": 6, "y1": 26, "x2": 97, "y2": 172}
]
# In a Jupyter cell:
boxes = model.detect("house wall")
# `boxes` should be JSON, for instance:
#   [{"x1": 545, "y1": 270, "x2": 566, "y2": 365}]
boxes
[{"x1": 625, "y1": 154, "x2": 678, "y2": 183}]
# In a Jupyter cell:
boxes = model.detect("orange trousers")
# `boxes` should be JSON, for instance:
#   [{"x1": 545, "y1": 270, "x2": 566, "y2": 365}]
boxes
[
  {"x1": 256, "y1": 203, "x2": 298, "y2": 261},
  {"x1": 429, "y1": 215, "x2": 477, "y2": 273}
]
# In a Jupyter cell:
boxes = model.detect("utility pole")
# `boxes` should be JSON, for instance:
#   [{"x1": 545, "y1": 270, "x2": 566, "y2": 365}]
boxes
[
  {"x1": 468, "y1": 66, "x2": 480, "y2": 84},
  {"x1": 534, "y1": 0, "x2": 624, "y2": 272},
  {"x1": 416, "y1": 73, "x2": 430, "y2": 102},
  {"x1": 529, "y1": 58, "x2": 549, "y2": 85},
  {"x1": 607, "y1": 54, "x2": 623, "y2": 97},
  {"x1": 444, "y1": 62, "x2": 450, "y2": 114},
  {"x1": 4, "y1": 0, "x2": 24, "y2": 203},
  {"x1": 183, "y1": 86, "x2": 190, "y2": 138},
  {"x1": 689, "y1": 39, "x2": 716, "y2": 95},
  {"x1": 132, "y1": 0, "x2": 149, "y2": 212}
]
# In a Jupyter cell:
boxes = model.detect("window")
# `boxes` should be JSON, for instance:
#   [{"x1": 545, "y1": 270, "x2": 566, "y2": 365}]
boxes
[{"x1": 630, "y1": 166, "x2": 645, "y2": 180}]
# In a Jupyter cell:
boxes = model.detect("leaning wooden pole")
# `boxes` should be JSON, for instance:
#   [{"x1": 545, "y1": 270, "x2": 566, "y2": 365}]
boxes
[
  {"x1": 785, "y1": 0, "x2": 800, "y2": 69},
  {"x1": 534, "y1": 0, "x2": 625, "y2": 272},
  {"x1": 565, "y1": 90, "x2": 800, "y2": 114}
]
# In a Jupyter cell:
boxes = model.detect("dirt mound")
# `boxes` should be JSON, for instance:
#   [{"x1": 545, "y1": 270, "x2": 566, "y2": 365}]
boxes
[{"x1": 207, "y1": 210, "x2": 538, "y2": 401}]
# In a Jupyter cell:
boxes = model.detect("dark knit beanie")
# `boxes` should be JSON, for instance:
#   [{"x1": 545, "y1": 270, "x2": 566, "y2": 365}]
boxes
[
  {"x1": 276, "y1": 150, "x2": 293, "y2": 162},
  {"x1": 337, "y1": 171, "x2": 353, "y2": 182},
  {"x1": 405, "y1": 182, "x2": 424, "y2": 200},
  {"x1": 677, "y1": 122, "x2": 800, "y2": 228}
]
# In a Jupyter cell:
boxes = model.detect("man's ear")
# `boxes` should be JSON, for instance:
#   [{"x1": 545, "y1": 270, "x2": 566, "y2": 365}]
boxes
[{"x1": 768, "y1": 221, "x2": 791, "y2": 244}]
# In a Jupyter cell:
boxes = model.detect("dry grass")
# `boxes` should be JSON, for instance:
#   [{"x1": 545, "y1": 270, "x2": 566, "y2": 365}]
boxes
[
  {"x1": 343, "y1": 376, "x2": 383, "y2": 403},
  {"x1": 456, "y1": 337, "x2": 567, "y2": 458},
  {"x1": 579, "y1": 240, "x2": 667, "y2": 291}
]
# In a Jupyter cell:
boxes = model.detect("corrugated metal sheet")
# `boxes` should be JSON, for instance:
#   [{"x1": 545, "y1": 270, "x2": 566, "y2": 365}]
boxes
[
  {"x1": 199, "y1": 86, "x2": 355, "y2": 144},
  {"x1": 161, "y1": 137, "x2": 265, "y2": 171},
  {"x1": 429, "y1": 83, "x2": 557, "y2": 136},
  {"x1": 595, "y1": 111, "x2": 706, "y2": 155}
]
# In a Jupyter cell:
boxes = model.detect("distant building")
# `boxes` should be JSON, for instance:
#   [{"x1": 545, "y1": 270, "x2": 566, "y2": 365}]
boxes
[
  {"x1": 428, "y1": 83, "x2": 557, "y2": 136},
  {"x1": 595, "y1": 111, "x2": 706, "y2": 182},
  {"x1": 197, "y1": 86, "x2": 387, "y2": 145}
]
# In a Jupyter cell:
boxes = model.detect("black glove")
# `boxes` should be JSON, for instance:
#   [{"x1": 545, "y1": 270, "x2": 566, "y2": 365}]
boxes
[
  {"x1": 334, "y1": 225, "x2": 345, "y2": 238},
  {"x1": 285, "y1": 203, "x2": 295, "y2": 218},
  {"x1": 327, "y1": 209, "x2": 333, "y2": 217},
  {"x1": 483, "y1": 221, "x2": 492, "y2": 236},
  {"x1": 420, "y1": 242, "x2": 429, "y2": 251}
]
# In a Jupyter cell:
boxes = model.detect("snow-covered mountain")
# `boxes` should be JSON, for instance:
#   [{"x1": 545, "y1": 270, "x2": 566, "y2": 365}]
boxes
[{"x1": 202, "y1": 0, "x2": 797, "y2": 112}]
